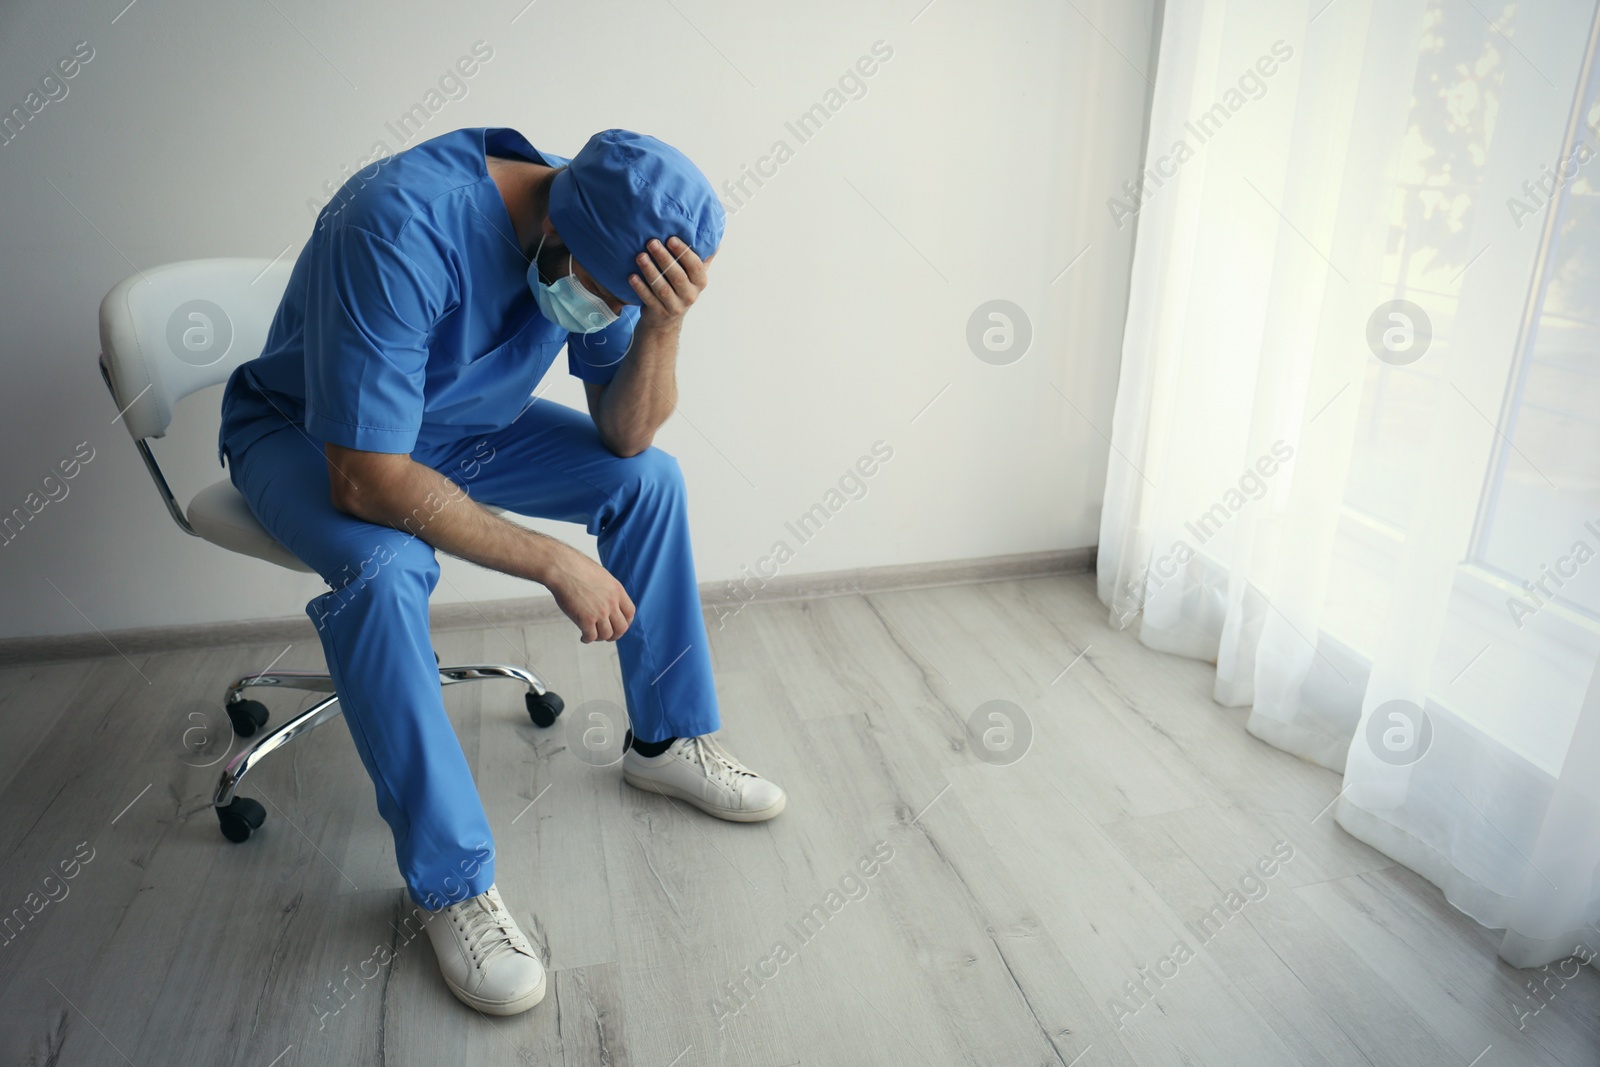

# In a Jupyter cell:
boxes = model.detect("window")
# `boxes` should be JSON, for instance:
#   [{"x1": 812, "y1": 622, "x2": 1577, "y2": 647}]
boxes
[{"x1": 1469, "y1": 44, "x2": 1600, "y2": 622}]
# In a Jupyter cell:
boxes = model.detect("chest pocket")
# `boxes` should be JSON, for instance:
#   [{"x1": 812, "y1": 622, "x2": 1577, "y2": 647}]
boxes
[
  {"x1": 423, "y1": 309, "x2": 565, "y2": 424},
  {"x1": 447, "y1": 306, "x2": 558, "y2": 366}
]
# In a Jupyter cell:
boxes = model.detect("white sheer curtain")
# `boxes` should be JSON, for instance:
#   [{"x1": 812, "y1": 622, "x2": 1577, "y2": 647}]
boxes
[{"x1": 1099, "y1": 0, "x2": 1600, "y2": 968}]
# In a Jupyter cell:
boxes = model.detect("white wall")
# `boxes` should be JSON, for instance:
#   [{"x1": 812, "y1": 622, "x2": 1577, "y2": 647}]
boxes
[{"x1": 0, "y1": 0, "x2": 1155, "y2": 639}]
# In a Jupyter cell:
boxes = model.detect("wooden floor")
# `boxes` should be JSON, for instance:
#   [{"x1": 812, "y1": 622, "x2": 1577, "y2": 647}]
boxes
[{"x1": 0, "y1": 572, "x2": 1596, "y2": 1067}]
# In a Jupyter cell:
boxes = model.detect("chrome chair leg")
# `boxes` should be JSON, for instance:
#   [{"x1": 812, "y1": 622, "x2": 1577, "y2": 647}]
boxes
[
  {"x1": 439, "y1": 664, "x2": 564, "y2": 727},
  {"x1": 214, "y1": 693, "x2": 344, "y2": 808},
  {"x1": 222, "y1": 669, "x2": 338, "y2": 739},
  {"x1": 229, "y1": 664, "x2": 550, "y2": 698},
  {"x1": 439, "y1": 662, "x2": 550, "y2": 694},
  {"x1": 226, "y1": 669, "x2": 338, "y2": 701},
  {"x1": 210, "y1": 660, "x2": 564, "y2": 842}
]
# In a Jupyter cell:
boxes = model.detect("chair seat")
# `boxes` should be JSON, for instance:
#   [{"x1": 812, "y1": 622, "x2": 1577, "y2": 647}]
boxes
[{"x1": 187, "y1": 479, "x2": 315, "y2": 574}]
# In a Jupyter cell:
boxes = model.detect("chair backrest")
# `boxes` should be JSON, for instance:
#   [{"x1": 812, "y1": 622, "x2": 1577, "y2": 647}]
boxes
[{"x1": 98, "y1": 257, "x2": 293, "y2": 440}]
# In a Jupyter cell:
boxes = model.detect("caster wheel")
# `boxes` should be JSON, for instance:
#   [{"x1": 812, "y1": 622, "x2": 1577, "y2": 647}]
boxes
[
  {"x1": 217, "y1": 797, "x2": 266, "y2": 843},
  {"x1": 226, "y1": 699, "x2": 270, "y2": 738},
  {"x1": 525, "y1": 690, "x2": 564, "y2": 729}
]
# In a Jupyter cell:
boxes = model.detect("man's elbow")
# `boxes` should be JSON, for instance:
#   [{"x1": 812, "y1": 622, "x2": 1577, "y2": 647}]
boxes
[
  {"x1": 329, "y1": 473, "x2": 401, "y2": 525},
  {"x1": 599, "y1": 425, "x2": 654, "y2": 459},
  {"x1": 328, "y1": 480, "x2": 376, "y2": 521},
  {"x1": 325, "y1": 445, "x2": 413, "y2": 525},
  {"x1": 607, "y1": 440, "x2": 651, "y2": 459}
]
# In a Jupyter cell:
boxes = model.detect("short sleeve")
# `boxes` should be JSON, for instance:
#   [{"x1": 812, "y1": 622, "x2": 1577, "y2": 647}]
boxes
[
  {"x1": 303, "y1": 226, "x2": 445, "y2": 453},
  {"x1": 566, "y1": 304, "x2": 640, "y2": 385}
]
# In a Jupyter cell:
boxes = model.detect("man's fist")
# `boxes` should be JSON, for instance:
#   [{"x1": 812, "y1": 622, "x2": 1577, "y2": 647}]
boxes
[{"x1": 543, "y1": 544, "x2": 636, "y2": 643}]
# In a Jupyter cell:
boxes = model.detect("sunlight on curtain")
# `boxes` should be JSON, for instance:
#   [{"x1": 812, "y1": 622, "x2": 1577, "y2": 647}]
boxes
[{"x1": 1098, "y1": 0, "x2": 1600, "y2": 968}]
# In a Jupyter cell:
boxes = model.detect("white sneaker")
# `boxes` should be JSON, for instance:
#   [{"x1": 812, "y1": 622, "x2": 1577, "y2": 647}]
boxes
[
  {"x1": 422, "y1": 884, "x2": 546, "y2": 1015},
  {"x1": 623, "y1": 735, "x2": 787, "y2": 822}
]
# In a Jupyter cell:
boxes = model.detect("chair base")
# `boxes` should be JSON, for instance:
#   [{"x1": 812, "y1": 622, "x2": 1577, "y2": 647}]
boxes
[{"x1": 211, "y1": 660, "x2": 561, "y2": 843}]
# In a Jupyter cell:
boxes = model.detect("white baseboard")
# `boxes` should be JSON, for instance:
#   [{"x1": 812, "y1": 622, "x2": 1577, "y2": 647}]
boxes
[{"x1": 0, "y1": 547, "x2": 1095, "y2": 667}]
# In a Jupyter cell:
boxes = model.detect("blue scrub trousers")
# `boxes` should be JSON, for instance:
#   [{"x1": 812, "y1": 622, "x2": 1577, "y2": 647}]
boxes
[{"x1": 222, "y1": 399, "x2": 720, "y2": 910}]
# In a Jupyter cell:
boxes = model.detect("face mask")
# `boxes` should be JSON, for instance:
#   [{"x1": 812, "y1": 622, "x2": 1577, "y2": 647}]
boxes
[{"x1": 527, "y1": 233, "x2": 618, "y2": 334}]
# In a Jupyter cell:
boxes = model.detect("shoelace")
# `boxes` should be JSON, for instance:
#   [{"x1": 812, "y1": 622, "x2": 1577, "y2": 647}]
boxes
[
  {"x1": 685, "y1": 736, "x2": 758, "y2": 789},
  {"x1": 451, "y1": 889, "x2": 531, "y2": 971}
]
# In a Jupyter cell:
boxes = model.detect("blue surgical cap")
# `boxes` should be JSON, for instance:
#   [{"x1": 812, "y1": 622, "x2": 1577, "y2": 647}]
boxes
[{"x1": 548, "y1": 129, "x2": 726, "y2": 303}]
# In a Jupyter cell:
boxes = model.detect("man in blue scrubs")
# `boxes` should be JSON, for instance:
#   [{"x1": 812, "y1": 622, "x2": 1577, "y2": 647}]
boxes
[{"x1": 217, "y1": 127, "x2": 785, "y2": 1017}]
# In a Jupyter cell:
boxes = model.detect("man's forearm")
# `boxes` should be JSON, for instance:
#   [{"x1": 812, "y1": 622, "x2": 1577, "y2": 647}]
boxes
[
  {"x1": 333, "y1": 455, "x2": 564, "y2": 582},
  {"x1": 593, "y1": 321, "x2": 680, "y2": 456},
  {"x1": 325, "y1": 440, "x2": 635, "y2": 643}
]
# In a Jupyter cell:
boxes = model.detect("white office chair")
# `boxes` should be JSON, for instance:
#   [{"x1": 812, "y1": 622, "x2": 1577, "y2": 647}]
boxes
[{"x1": 98, "y1": 258, "x2": 565, "y2": 843}]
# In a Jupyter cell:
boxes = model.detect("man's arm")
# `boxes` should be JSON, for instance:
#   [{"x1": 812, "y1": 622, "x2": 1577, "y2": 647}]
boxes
[
  {"x1": 583, "y1": 324, "x2": 677, "y2": 458},
  {"x1": 583, "y1": 236, "x2": 712, "y2": 457},
  {"x1": 325, "y1": 444, "x2": 634, "y2": 643}
]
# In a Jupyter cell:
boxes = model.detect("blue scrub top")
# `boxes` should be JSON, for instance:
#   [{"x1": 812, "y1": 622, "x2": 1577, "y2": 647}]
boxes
[{"x1": 218, "y1": 127, "x2": 640, "y2": 463}]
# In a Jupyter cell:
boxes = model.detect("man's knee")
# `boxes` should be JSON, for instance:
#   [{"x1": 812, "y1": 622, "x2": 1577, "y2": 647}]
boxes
[
  {"x1": 309, "y1": 534, "x2": 437, "y2": 628},
  {"x1": 620, "y1": 446, "x2": 685, "y2": 499}
]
